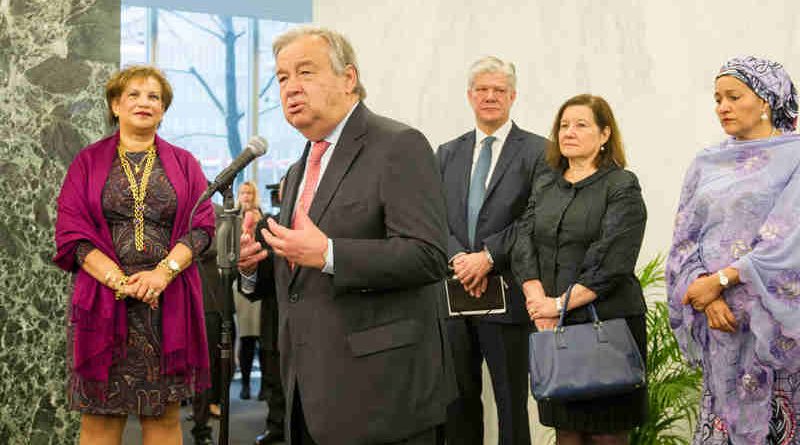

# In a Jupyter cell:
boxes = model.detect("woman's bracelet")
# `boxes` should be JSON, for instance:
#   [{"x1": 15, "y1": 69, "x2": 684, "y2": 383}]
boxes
[
  {"x1": 157, "y1": 258, "x2": 181, "y2": 282},
  {"x1": 114, "y1": 275, "x2": 129, "y2": 301},
  {"x1": 104, "y1": 267, "x2": 122, "y2": 286}
]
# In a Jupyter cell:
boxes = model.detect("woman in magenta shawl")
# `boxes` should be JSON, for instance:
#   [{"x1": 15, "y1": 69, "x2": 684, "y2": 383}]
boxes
[
  {"x1": 53, "y1": 65, "x2": 214, "y2": 444},
  {"x1": 667, "y1": 56, "x2": 800, "y2": 444}
]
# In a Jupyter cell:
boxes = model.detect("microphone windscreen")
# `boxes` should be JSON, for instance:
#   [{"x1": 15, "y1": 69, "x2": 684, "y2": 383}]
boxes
[{"x1": 247, "y1": 136, "x2": 268, "y2": 156}]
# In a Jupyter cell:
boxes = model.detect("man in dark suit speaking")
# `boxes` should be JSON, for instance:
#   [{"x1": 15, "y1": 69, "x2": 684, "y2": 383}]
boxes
[
  {"x1": 238, "y1": 27, "x2": 455, "y2": 445},
  {"x1": 437, "y1": 56, "x2": 546, "y2": 445}
]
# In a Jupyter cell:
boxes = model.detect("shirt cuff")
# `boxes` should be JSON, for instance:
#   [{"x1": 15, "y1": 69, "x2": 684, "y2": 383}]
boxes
[
  {"x1": 483, "y1": 245, "x2": 494, "y2": 266},
  {"x1": 322, "y1": 238, "x2": 335, "y2": 274},
  {"x1": 241, "y1": 269, "x2": 258, "y2": 293},
  {"x1": 448, "y1": 252, "x2": 467, "y2": 267}
]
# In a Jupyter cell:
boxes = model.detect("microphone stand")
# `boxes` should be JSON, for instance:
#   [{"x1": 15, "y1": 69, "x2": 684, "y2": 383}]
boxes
[{"x1": 215, "y1": 185, "x2": 240, "y2": 445}]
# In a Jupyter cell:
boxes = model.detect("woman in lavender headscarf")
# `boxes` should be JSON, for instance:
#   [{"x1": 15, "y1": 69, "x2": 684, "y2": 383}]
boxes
[{"x1": 667, "y1": 56, "x2": 800, "y2": 444}]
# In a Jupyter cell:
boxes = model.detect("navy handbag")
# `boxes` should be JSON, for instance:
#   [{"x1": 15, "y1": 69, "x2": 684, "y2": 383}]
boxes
[{"x1": 529, "y1": 285, "x2": 645, "y2": 402}]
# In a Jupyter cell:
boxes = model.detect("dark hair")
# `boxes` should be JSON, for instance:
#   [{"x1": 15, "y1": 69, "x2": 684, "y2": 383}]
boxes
[
  {"x1": 545, "y1": 94, "x2": 627, "y2": 170},
  {"x1": 105, "y1": 65, "x2": 173, "y2": 127}
]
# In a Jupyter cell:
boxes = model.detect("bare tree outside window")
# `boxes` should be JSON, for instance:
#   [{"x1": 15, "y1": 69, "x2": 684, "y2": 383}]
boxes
[{"x1": 121, "y1": 5, "x2": 306, "y2": 209}]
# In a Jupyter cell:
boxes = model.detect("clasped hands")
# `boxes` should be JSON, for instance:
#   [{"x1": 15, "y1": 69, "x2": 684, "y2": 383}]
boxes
[
  {"x1": 118, "y1": 267, "x2": 172, "y2": 309},
  {"x1": 682, "y1": 274, "x2": 737, "y2": 333},
  {"x1": 522, "y1": 280, "x2": 561, "y2": 331},
  {"x1": 451, "y1": 251, "x2": 493, "y2": 298},
  {"x1": 238, "y1": 205, "x2": 328, "y2": 274}
]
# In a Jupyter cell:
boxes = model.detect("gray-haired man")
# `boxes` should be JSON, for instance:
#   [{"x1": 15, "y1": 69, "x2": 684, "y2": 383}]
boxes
[
  {"x1": 437, "y1": 56, "x2": 546, "y2": 445},
  {"x1": 239, "y1": 27, "x2": 456, "y2": 445}
]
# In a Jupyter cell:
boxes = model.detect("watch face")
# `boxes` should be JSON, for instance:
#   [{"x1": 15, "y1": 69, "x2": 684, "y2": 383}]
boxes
[{"x1": 718, "y1": 271, "x2": 729, "y2": 287}]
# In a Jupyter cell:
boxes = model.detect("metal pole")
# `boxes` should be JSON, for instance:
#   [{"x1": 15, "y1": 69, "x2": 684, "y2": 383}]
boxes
[{"x1": 215, "y1": 185, "x2": 240, "y2": 445}]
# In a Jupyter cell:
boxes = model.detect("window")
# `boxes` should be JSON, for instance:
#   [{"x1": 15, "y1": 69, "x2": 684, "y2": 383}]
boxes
[{"x1": 121, "y1": 2, "x2": 309, "y2": 213}]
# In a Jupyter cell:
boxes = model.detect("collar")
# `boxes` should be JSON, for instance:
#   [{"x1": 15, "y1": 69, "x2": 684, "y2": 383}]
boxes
[
  {"x1": 475, "y1": 118, "x2": 513, "y2": 145},
  {"x1": 312, "y1": 101, "x2": 360, "y2": 146}
]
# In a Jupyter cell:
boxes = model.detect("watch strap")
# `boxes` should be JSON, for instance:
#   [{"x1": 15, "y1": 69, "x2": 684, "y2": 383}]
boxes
[
  {"x1": 717, "y1": 270, "x2": 730, "y2": 288},
  {"x1": 158, "y1": 258, "x2": 180, "y2": 280}
]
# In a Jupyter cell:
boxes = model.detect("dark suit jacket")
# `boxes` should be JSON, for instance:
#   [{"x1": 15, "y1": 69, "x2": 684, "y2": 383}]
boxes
[
  {"x1": 252, "y1": 102, "x2": 456, "y2": 444},
  {"x1": 252, "y1": 215, "x2": 279, "y2": 351},
  {"x1": 511, "y1": 167, "x2": 647, "y2": 324},
  {"x1": 437, "y1": 123, "x2": 546, "y2": 324},
  {"x1": 198, "y1": 204, "x2": 223, "y2": 313}
]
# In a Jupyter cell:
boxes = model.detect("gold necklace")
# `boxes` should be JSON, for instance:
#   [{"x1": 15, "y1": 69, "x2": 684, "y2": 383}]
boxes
[
  {"x1": 117, "y1": 143, "x2": 157, "y2": 251},
  {"x1": 124, "y1": 151, "x2": 149, "y2": 174}
]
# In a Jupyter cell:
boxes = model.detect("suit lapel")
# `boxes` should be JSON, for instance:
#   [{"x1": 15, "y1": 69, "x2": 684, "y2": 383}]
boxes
[
  {"x1": 279, "y1": 142, "x2": 309, "y2": 228},
  {"x1": 485, "y1": 122, "x2": 523, "y2": 200},
  {"x1": 306, "y1": 103, "x2": 367, "y2": 225},
  {"x1": 454, "y1": 131, "x2": 475, "y2": 241},
  {"x1": 275, "y1": 144, "x2": 308, "y2": 283}
]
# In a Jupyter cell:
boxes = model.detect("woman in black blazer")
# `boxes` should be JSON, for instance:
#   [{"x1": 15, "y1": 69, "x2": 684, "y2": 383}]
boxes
[{"x1": 512, "y1": 94, "x2": 648, "y2": 444}]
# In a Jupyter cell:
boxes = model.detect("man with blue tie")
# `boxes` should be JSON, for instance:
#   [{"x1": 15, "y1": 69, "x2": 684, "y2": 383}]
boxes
[{"x1": 437, "y1": 56, "x2": 546, "y2": 445}]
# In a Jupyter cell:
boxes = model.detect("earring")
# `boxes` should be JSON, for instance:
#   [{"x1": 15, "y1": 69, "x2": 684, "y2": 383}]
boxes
[
  {"x1": 600, "y1": 145, "x2": 606, "y2": 152},
  {"x1": 761, "y1": 111, "x2": 768, "y2": 121}
]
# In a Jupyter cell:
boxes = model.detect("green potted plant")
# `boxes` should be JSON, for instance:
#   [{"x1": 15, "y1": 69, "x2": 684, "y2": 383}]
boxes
[{"x1": 630, "y1": 254, "x2": 703, "y2": 445}]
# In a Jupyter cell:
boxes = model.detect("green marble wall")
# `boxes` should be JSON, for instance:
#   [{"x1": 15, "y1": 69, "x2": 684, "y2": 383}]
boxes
[{"x1": 0, "y1": 1, "x2": 119, "y2": 443}]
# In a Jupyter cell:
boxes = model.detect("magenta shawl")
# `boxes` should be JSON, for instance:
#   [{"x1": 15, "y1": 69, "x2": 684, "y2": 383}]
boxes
[{"x1": 53, "y1": 131, "x2": 214, "y2": 391}]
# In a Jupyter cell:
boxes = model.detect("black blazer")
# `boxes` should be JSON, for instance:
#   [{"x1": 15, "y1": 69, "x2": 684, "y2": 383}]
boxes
[
  {"x1": 511, "y1": 166, "x2": 648, "y2": 325},
  {"x1": 250, "y1": 215, "x2": 279, "y2": 350},
  {"x1": 253, "y1": 102, "x2": 456, "y2": 444},
  {"x1": 198, "y1": 204, "x2": 223, "y2": 313},
  {"x1": 437, "y1": 123, "x2": 547, "y2": 323}
]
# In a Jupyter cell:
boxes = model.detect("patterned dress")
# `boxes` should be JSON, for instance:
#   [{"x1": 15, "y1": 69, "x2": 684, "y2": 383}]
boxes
[
  {"x1": 68, "y1": 151, "x2": 209, "y2": 416},
  {"x1": 667, "y1": 134, "x2": 800, "y2": 444},
  {"x1": 696, "y1": 372, "x2": 800, "y2": 444}
]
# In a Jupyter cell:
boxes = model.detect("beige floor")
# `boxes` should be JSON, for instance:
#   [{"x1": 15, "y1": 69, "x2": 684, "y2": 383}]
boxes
[{"x1": 480, "y1": 362, "x2": 555, "y2": 445}]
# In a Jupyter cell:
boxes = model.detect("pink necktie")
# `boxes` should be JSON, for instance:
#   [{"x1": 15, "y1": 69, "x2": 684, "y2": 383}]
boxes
[{"x1": 292, "y1": 140, "x2": 331, "y2": 230}]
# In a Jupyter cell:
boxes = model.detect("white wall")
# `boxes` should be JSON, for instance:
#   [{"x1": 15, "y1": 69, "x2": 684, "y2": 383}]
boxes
[{"x1": 314, "y1": 0, "x2": 800, "y2": 265}]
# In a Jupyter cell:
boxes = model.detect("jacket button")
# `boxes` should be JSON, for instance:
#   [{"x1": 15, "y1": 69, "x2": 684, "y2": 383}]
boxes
[{"x1": 289, "y1": 293, "x2": 299, "y2": 303}]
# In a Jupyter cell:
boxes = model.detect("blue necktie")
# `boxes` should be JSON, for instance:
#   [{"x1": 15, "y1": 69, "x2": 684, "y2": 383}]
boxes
[{"x1": 468, "y1": 135, "x2": 495, "y2": 247}]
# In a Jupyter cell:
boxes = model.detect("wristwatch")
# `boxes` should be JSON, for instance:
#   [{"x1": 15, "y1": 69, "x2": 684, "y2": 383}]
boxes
[
  {"x1": 717, "y1": 270, "x2": 730, "y2": 289},
  {"x1": 554, "y1": 296, "x2": 564, "y2": 313},
  {"x1": 158, "y1": 258, "x2": 180, "y2": 280}
]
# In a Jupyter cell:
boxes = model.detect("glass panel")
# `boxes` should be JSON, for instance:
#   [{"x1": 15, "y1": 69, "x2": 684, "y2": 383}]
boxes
[
  {"x1": 120, "y1": 5, "x2": 148, "y2": 66},
  {"x1": 256, "y1": 20, "x2": 306, "y2": 215},
  {"x1": 120, "y1": 3, "x2": 309, "y2": 208},
  {"x1": 155, "y1": 11, "x2": 252, "y2": 197}
]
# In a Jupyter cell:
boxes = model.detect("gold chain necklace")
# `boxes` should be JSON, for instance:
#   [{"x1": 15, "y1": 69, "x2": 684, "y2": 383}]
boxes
[
  {"x1": 124, "y1": 151, "x2": 149, "y2": 174},
  {"x1": 117, "y1": 143, "x2": 157, "y2": 251}
]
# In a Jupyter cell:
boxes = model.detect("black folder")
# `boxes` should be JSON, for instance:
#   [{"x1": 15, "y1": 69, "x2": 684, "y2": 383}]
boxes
[{"x1": 445, "y1": 275, "x2": 507, "y2": 316}]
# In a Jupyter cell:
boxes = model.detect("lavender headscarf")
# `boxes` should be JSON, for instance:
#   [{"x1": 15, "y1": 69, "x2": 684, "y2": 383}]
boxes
[{"x1": 717, "y1": 56, "x2": 798, "y2": 132}]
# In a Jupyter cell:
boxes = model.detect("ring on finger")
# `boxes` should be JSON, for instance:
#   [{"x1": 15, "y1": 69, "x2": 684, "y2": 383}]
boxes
[{"x1": 146, "y1": 289, "x2": 155, "y2": 297}]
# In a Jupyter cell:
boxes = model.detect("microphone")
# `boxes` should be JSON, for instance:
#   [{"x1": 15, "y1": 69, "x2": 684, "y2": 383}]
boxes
[{"x1": 198, "y1": 136, "x2": 268, "y2": 202}]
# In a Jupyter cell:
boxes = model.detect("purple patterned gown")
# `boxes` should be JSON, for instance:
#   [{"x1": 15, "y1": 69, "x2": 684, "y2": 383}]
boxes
[
  {"x1": 667, "y1": 134, "x2": 800, "y2": 444},
  {"x1": 67, "y1": 152, "x2": 209, "y2": 416}
]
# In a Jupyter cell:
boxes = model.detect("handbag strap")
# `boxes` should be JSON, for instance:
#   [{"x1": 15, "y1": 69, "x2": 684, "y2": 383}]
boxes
[
  {"x1": 556, "y1": 284, "x2": 574, "y2": 327},
  {"x1": 556, "y1": 284, "x2": 601, "y2": 328}
]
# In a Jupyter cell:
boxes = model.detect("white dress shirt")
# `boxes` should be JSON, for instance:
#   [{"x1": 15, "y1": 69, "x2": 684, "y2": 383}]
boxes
[{"x1": 472, "y1": 118, "x2": 512, "y2": 188}]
